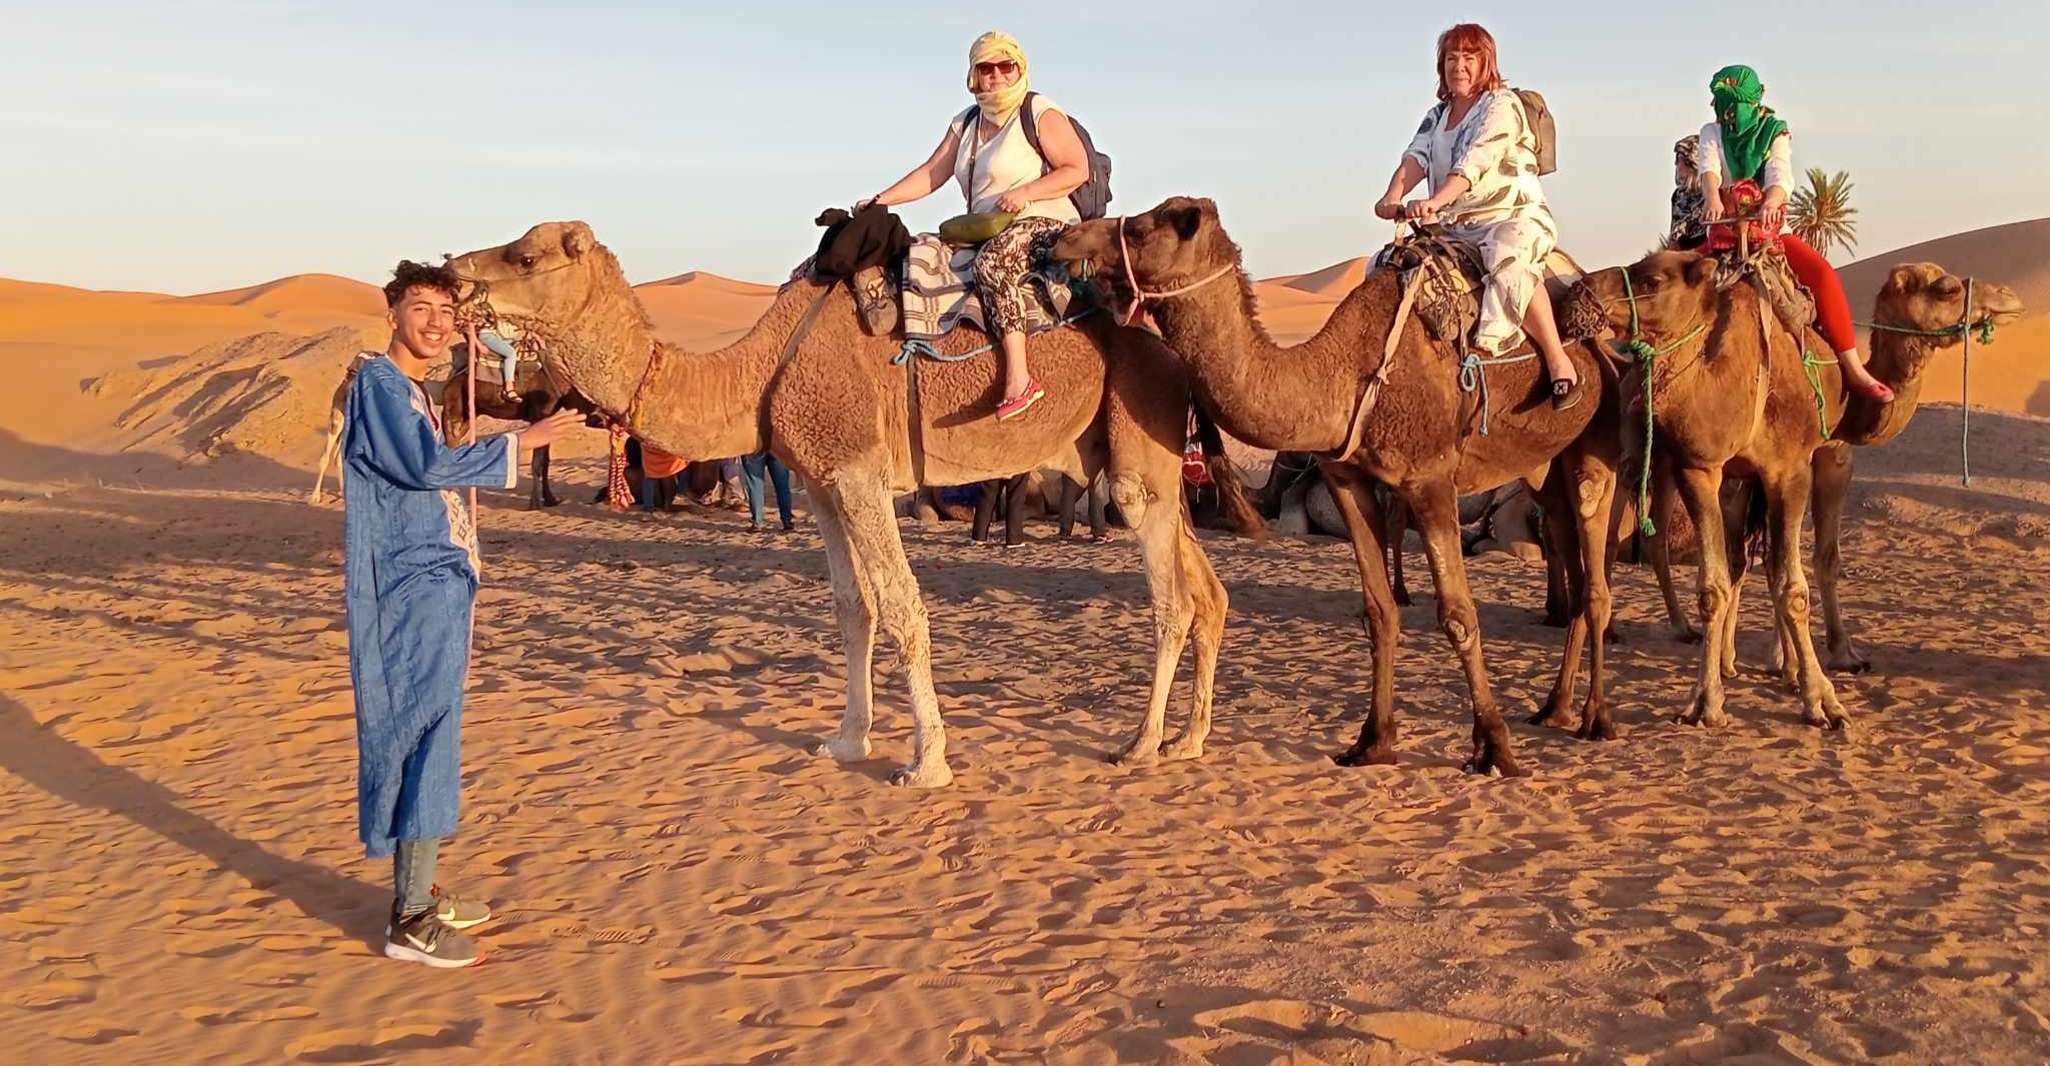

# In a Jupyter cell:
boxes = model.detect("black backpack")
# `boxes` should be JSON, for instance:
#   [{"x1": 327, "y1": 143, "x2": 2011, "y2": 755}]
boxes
[{"x1": 968, "y1": 92, "x2": 1114, "y2": 220}]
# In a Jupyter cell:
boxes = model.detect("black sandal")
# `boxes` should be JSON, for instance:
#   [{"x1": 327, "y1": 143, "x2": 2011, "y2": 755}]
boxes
[{"x1": 1551, "y1": 376, "x2": 1583, "y2": 412}]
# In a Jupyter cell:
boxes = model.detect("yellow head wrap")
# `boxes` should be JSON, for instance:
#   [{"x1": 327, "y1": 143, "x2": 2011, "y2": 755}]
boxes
[{"x1": 967, "y1": 31, "x2": 1030, "y2": 127}]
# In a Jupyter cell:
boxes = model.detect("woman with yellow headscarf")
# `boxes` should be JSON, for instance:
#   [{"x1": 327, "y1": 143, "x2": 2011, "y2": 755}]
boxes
[{"x1": 861, "y1": 31, "x2": 1092, "y2": 421}]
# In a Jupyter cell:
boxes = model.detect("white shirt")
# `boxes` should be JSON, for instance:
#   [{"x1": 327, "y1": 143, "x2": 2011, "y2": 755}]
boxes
[
  {"x1": 1401, "y1": 89, "x2": 1550, "y2": 226},
  {"x1": 1693, "y1": 120, "x2": 1793, "y2": 193},
  {"x1": 951, "y1": 94, "x2": 1081, "y2": 225}
]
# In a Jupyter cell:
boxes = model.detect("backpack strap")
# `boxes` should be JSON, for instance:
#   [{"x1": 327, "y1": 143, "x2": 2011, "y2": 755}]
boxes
[{"x1": 1017, "y1": 91, "x2": 1050, "y2": 176}]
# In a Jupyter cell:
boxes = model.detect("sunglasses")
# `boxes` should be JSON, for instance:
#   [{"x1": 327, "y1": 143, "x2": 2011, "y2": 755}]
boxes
[{"x1": 973, "y1": 60, "x2": 1018, "y2": 77}]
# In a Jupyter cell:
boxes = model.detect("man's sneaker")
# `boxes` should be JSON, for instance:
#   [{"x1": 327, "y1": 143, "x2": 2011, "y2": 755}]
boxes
[
  {"x1": 430, "y1": 885, "x2": 492, "y2": 930},
  {"x1": 385, "y1": 905, "x2": 485, "y2": 969}
]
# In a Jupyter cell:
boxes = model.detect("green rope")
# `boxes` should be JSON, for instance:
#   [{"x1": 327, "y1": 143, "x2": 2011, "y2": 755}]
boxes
[
  {"x1": 1858, "y1": 281, "x2": 1996, "y2": 484},
  {"x1": 1855, "y1": 317, "x2": 1996, "y2": 345},
  {"x1": 1614, "y1": 266, "x2": 1707, "y2": 537},
  {"x1": 1799, "y1": 349, "x2": 1834, "y2": 440}
]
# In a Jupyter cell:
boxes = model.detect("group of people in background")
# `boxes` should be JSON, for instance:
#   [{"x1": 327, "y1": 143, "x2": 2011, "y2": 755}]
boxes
[{"x1": 623, "y1": 438, "x2": 797, "y2": 533}]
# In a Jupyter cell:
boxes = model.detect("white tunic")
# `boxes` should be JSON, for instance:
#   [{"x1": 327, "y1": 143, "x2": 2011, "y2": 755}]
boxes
[
  {"x1": 1402, "y1": 88, "x2": 1551, "y2": 227},
  {"x1": 950, "y1": 94, "x2": 1081, "y2": 225},
  {"x1": 1693, "y1": 121, "x2": 1793, "y2": 192}
]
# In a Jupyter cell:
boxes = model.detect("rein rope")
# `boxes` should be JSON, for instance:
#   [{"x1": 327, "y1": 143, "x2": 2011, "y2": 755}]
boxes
[
  {"x1": 1857, "y1": 277, "x2": 1995, "y2": 485},
  {"x1": 1612, "y1": 266, "x2": 1708, "y2": 537}
]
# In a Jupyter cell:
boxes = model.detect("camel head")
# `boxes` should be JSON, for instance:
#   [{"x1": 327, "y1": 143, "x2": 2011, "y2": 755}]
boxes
[
  {"x1": 1051, "y1": 196, "x2": 1243, "y2": 322},
  {"x1": 447, "y1": 221, "x2": 652, "y2": 420},
  {"x1": 1868, "y1": 263, "x2": 2024, "y2": 367},
  {"x1": 1558, "y1": 251, "x2": 1723, "y2": 351}
]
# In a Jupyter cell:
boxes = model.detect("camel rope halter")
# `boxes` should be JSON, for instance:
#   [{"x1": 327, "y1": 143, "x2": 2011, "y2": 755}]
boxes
[{"x1": 1114, "y1": 215, "x2": 1237, "y2": 327}]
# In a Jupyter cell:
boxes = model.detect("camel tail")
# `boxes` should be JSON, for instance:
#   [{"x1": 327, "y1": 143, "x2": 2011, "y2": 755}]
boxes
[
  {"x1": 1742, "y1": 479, "x2": 1769, "y2": 564},
  {"x1": 1193, "y1": 404, "x2": 1267, "y2": 541}
]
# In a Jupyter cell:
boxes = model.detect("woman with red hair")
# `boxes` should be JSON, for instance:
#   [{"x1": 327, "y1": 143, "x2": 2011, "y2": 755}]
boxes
[{"x1": 1374, "y1": 23, "x2": 1582, "y2": 410}]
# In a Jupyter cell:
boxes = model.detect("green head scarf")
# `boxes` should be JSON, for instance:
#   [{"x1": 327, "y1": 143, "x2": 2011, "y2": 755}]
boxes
[{"x1": 1709, "y1": 64, "x2": 1788, "y2": 185}]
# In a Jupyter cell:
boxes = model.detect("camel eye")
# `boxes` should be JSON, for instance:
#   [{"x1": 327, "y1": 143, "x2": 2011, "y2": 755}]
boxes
[{"x1": 518, "y1": 254, "x2": 538, "y2": 270}]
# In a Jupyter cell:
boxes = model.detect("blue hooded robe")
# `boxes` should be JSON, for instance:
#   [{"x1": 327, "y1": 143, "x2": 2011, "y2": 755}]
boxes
[{"x1": 342, "y1": 354, "x2": 518, "y2": 857}]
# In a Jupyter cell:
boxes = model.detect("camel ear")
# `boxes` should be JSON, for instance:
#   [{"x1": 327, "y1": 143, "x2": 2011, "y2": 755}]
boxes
[
  {"x1": 1684, "y1": 255, "x2": 1716, "y2": 287},
  {"x1": 562, "y1": 222, "x2": 595, "y2": 259}
]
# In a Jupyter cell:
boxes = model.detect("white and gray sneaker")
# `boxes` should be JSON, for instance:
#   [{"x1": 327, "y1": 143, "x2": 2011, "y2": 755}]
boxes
[{"x1": 385, "y1": 905, "x2": 485, "y2": 969}]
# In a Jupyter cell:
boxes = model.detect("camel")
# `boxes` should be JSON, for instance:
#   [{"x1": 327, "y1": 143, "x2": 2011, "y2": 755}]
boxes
[
  {"x1": 448, "y1": 221, "x2": 1249, "y2": 786},
  {"x1": 440, "y1": 361, "x2": 589, "y2": 510},
  {"x1": 1055, "y1": 197, "x2": 1628, "y2": 776},
  {"x1": 310, "y1": 354, "x2": 373, "y2": 503},
  {"x1": 1564, "y1": 253, "x2": 2022, "y2": 729}
]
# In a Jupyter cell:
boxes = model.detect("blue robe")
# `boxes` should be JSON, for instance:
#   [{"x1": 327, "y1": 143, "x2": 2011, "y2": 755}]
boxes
[{"x1": 342, "y1": 354, "x2": 518, "y2": 857}]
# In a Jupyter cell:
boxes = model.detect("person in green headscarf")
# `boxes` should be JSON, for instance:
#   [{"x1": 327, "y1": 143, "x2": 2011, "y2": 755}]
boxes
[{"x1": 1694, "y1": 64, "x2": 1893, "y2": 401}]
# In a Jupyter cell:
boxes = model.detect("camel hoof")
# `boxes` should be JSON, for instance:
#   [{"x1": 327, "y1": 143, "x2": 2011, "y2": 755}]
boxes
[
  {"x1": 1528, "y1": 702, "x2": 1569, "y2": 727},
  {"x1": 1540, "y1": 613, "x2": 1569, "y2": 629},
  {"x1": 1109, "y1": 739, "x2": 1162, "y2": 767},
  {"x1": 1459, "y1": 752, "x2": 1526, "y2": 778},
  {"x1": 1333, "y1": 744, "x2": 1397, "y2": 767},
  {"x1": 1828, "y1": 654, "x2": 1871, "y2": 675},
  {"x1": 1576, "y1": 716, "x2": 1620, "y2": 742},
  {"x1": 888, "y1": 762, "x2": 953, "y2": 788},
  {"x1": 1161, "y1": 734, "x2": 1206, "y2": 762},
  {"x1": 1686, "y1": 708, "x2": 1730, "y2": 729},
  {"x1": 812, "y1": 736, "x2": 872, "y2": 764}
]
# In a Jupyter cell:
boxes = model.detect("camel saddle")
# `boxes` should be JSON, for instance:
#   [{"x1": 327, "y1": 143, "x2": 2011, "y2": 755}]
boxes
[
  {"x1": 449, "y1": 343, "x2": 539, "y2": 390},
  {"x1": 1712, "y1": 246, "x2": 1818, "y2": 343},
  {"x1": 1370, "y1": 231, "x2": 1584, "y2": 348}
]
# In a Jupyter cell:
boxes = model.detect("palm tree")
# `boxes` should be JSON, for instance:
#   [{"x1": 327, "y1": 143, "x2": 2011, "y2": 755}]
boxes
[{"x1": 1790, "y1": 168, "x2": 1858, "y2": 258}]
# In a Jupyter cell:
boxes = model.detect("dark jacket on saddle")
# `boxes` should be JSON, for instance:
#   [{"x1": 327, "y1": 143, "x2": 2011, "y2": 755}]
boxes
[{"x1": 813, "y1": 204, "x2": 912, "y2": 280}]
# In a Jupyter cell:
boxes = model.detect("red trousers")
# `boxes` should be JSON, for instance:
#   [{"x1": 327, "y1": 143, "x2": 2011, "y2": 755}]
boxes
[{"x1": 1779, "y1": 235, "x2": 1858, "y2": 354}]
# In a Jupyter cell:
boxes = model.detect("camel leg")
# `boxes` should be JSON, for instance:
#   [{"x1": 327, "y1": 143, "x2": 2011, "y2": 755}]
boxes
[
  {"x1": 832, "y1": 478, "x2": 952, "y2": 786},
  {"x1": 1762, "y1": 469, "x2": 1848, "y2": 729},
  {"x1": 1569, "y1": 456, "x2": 1621, "y2": 741},
  {"x1": 1410, "y1": 480, "x2": 1522, "y2": 777},
  {"x1": 1105, "y1": 470, "x2": 1195, "y2": 766},
  {"x1": 1326, "y1": 468, "x2": 1402, "y2": 766},
  {"x1": 310, "y1": 416, "x2": 344, "y2": 504},
  {"x1": 1812, "y1": 444, "x2": 1867, "y2": 673},
  {"x1": 1719, "y1": 483, "x2": 1752, "y2": 680},
  {"x1": 1648, "y1": 467, "x2": 1699, "y2": 643},
  {"x1": 1676, "y1": 464, "x2": 1735, "y2": 728},
  {"x1": 1385, "y1": 492, "x2": 1415, "y2": 607},
  {"x1": 1058, "y1": 475, "x2": 1083, "y2": 538},
  {"x1": 808, "y1": 490, "x2": 877, "y2": 765},
  {"x1": 1531, "y1": 467, "x2": 1587, "y2": 727},
  {"x1": 1162, "y1": 520, "x2": 1226, "y2": 761}
]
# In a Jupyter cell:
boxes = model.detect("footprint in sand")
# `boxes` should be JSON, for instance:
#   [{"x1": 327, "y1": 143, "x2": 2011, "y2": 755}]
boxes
[{"x1": 54, "y1": 1021, "x2": 138, "y2": 1045}]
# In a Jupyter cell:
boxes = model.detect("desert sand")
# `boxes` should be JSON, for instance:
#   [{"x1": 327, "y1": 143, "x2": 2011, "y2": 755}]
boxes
[{"x1": 2, "y1": 221, "x2": 2047, "y2": 1065}]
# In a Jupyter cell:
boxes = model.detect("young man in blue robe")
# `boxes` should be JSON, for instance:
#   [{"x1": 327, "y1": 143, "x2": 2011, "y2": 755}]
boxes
[{"x1": 344, "y1": 260, "x2": 581, "y2": 967}]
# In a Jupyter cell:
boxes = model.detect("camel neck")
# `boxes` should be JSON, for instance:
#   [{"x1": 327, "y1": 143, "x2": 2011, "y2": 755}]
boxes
[
  {"x1": 1147, "y1": 272, "x2": 1367, "y2": 454},
  {"x1": 1834, "y1": 327, "x2": 1928, "y2": 446},
  {"x1": 617, "y1": 281, "x2": 832, "y2": 460}
]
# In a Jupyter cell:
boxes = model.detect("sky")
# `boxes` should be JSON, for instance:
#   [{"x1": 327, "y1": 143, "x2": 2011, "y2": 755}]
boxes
[{"x1": 5, "y1": 1, "x2": 2046, "y2": 294}]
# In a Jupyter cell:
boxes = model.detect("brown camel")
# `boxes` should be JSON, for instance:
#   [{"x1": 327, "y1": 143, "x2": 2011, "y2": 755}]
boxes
[
  {"x1": 448, "y1": 221, "x2": 1245, "y2": 786},
  {"x1": 440, "y1": 362, "x2": 587, "y2": 510},
  {"x1": 1567, "y1": 253, "x2": 2023, "y2": 729},
  {"x1": 1055, "y1": 197, "x2": 1628, "y2": 776}
]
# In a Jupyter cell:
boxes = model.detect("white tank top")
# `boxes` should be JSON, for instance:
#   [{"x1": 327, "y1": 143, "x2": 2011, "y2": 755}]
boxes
[{"x1": 951, "y1": 94, "x2": 1081, "y2": 225}]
